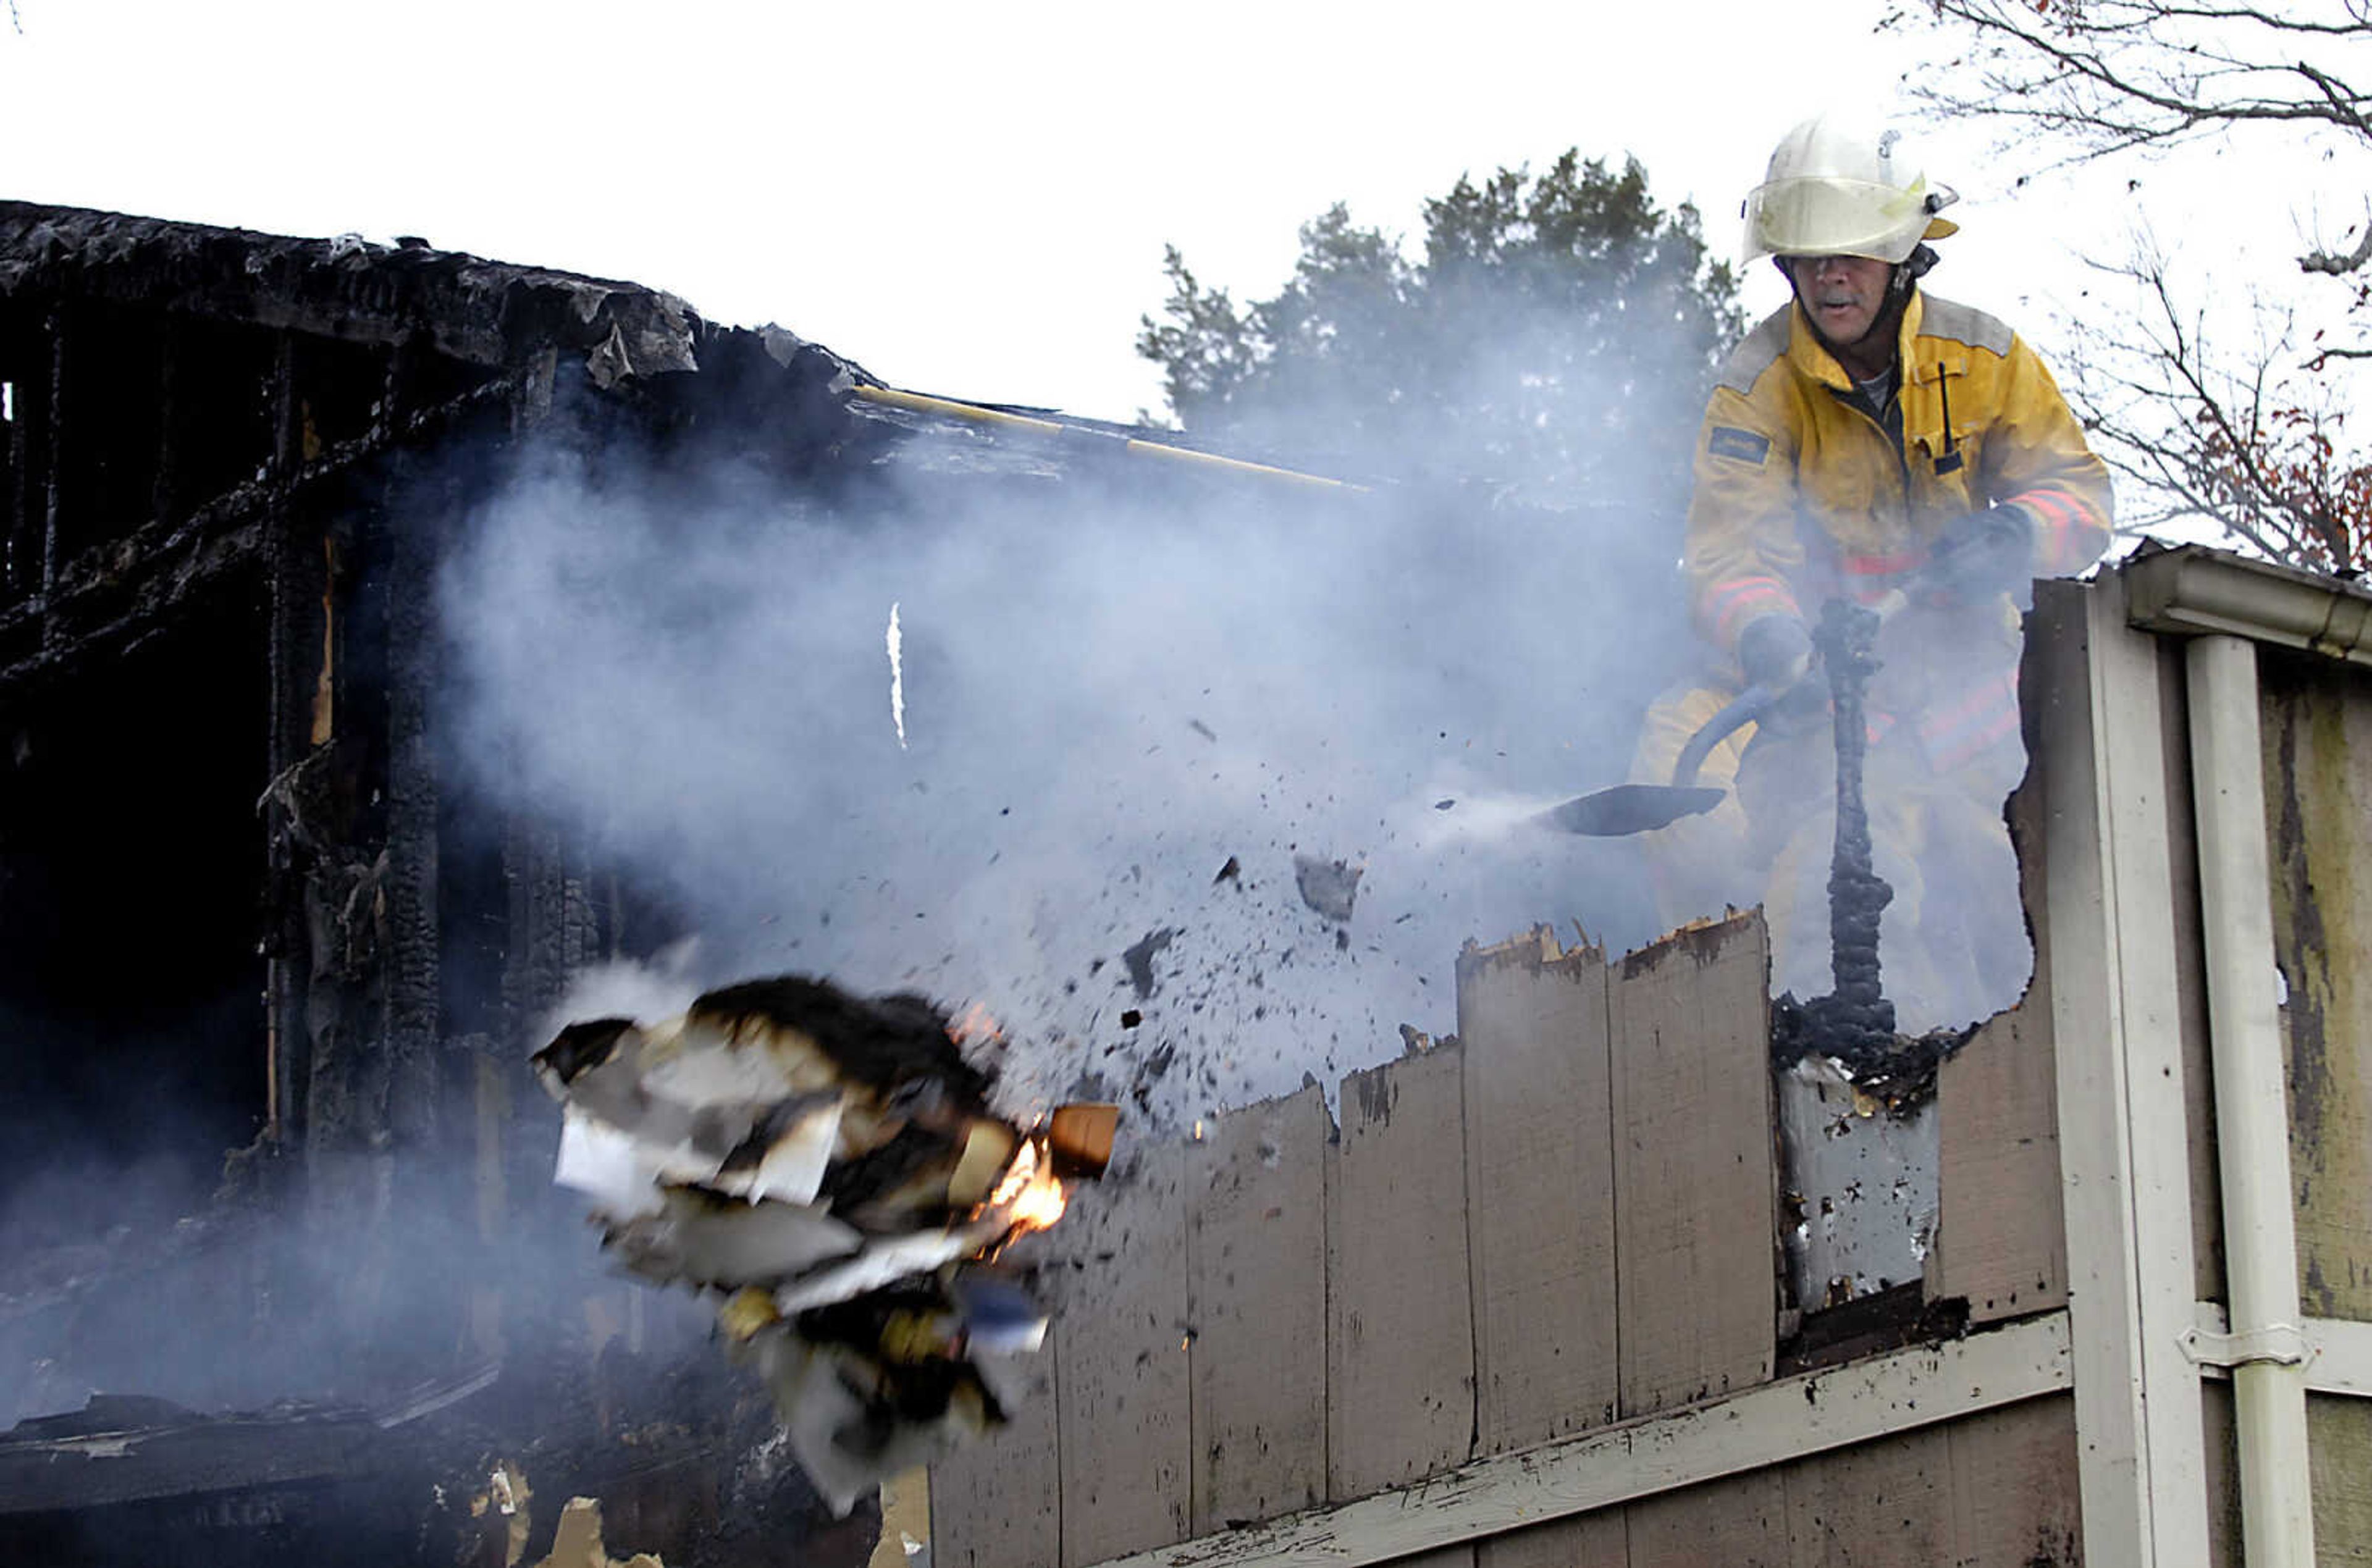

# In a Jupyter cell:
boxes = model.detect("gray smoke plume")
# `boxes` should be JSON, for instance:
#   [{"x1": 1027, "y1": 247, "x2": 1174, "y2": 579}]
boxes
[{"x1": 438, "y1": 419, "x2": 1693, "y2": 1126}]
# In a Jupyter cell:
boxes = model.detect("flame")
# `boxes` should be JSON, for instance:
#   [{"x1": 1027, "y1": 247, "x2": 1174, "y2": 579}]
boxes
[
  {"x1": 986, "y1": 1138, "x2": 1069, "y2": 1236},
  {"x1": 948, "y1": 1000, "x2": 1003, "y2": 1047}
]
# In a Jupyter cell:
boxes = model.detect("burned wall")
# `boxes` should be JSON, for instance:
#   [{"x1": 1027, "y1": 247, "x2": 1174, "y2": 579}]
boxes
[{"x1": 0, "y1": 204, "x2": 898, "y2": 1566}]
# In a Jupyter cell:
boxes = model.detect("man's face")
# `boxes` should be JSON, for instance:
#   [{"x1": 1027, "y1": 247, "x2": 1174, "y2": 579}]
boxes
[{"x1": 1784, "y1": 254, "x2": 1893, "y2": 348}]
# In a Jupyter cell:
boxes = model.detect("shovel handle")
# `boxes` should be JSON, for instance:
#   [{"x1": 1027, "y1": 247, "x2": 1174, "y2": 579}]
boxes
[
  {"x1": 1672, "y1": 589, "x2": 1915, "y2": 789},
  {"x1": 1672, "y1": 684, "x2": 1778, "y2": 789}
]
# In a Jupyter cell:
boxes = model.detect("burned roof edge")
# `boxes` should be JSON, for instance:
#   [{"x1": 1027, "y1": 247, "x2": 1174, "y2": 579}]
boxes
[{"x1": 0, "y1": 199, "x2": 704, "y2": 385}]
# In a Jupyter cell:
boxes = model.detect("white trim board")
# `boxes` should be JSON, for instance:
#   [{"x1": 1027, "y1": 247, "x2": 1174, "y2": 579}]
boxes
[
  {"x1": 1083, "y1": 1312, "x2": 2073, "y2": 1568},
  {"x1": 2037, "y1": 574, "x2": 2212, "y2": 1568}
]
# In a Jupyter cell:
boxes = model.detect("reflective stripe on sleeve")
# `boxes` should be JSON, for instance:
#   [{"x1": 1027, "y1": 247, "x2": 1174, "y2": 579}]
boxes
[
  {"x1": 2012, "y1": 487, "x2": 2110, "y2": 576},
  {"x1": 1702, "y1": 574, "x2": 1801, "y2": 650}
]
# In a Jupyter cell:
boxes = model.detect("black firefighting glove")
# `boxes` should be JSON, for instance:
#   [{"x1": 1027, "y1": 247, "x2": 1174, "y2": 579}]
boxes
[
  {"x1": 1738, "y1": 613, "x2": 1833, "y2": 737},
  {"x1": 1736, "y1": 613, "x2": 1814, "y2": 695},
  {"x1": 1927, "y1": 505, "x2": 2035, "y2": 605}
]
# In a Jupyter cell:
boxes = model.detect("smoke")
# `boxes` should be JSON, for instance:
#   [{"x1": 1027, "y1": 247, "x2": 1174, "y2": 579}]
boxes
[{"x1": 438, "y1": 404, "x2": 1694, "y2": 1126}]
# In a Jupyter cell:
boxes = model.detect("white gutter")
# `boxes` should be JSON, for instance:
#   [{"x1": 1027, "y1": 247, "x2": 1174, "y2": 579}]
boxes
[
  {"x1": 2126, "y1": 545, "x2": 2372, "y2": 667},
  {"x1": 2184, "y1": 634, "x2": 2316, "y2": 1566}
]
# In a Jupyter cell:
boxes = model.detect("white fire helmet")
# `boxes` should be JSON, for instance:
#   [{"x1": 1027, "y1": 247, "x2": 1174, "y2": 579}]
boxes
[{"x1": 1741, "y1": 117, "x2": 1960, "y2": 267}]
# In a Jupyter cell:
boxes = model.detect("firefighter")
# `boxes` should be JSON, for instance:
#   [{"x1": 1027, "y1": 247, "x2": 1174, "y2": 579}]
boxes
[{"x1": 1673, "y1": 115, "x2": 2113, "y2": 1028}]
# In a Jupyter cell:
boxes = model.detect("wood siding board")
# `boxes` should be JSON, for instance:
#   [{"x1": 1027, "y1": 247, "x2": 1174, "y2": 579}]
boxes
[
  {"x1": 1457, "y1": 933, "x2": 1619, "y2": 1450},
  {"x1": 2308, "y1": 1393, "x2": 2372, "y2": 1567},
  {"x1": 1626, "y1": 1468, "x2": 1790, "y2": 1568},
  {"x1": 930, "y1": 1329, "x2": 1061, "y2": 1568},
  {"x1": 1328, "y1": 1046, "x2": 1476, "y2": 1500},
  {"x1": 1943, "y1": 1394, "x2": 2084, "y2": 1568},
  {"x1": 1056, "y1": 1144, "x2": 1193, "y2": 1567},
  {"x1": 1936, "y1": 1005, "x2": 2067, "y2": 1324},
  {"x1": 1079, "y1": 1314, "x2": 2071, "y2": 1568},
  {"x1": 1610, "y1": 913, "x2": 1775, "y2": 1419},
  {"x1": 1781, "y1": 1423, "x2": 1951, "y2": 1568},
  {"x1": 1472, "y1": 1509, "x2": 1625, "y2": 1568},
  {"x1": 2261, "y1": 658, "x2": 2372, "y2": 1323},
  {"x1": 1188, "y1": 1085, "x2": 1331, "y2": 1533}
]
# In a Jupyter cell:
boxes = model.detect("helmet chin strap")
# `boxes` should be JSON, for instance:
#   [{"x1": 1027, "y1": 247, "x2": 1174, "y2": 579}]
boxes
[{"x1": 1891, "y1": 242, "x2": 1939, "y2": 298}]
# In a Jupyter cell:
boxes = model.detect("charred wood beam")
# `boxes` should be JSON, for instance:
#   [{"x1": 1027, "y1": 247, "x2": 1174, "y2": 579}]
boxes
[
  {"x1": 0, "y1": 371, "x2": 518, "y2": 697},
  {"x1": 0, "y1": 511, "x2": 266, "y2": 690},
  {"x1": 40, "y1": 309, "x2": 61, "y2": 609},
  {"x1": 379, "y1": 448, "x2": 442, "y2": 1159},
  {"x1": 0, "y1": 311, "x2": 41, "y2": 605},
  {"x1": 261, "y1": 335, "x2": 304, "y2": 1144},
  {"x1": 0, "y1": 1400, "x2": 387, "y2": 1516},
  {"x1": 0, "y1": 202, "x2": 698, "y2": 384}
]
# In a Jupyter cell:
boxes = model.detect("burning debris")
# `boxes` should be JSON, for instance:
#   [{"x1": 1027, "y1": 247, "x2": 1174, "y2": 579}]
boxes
[{"x1": 533, "y1": 976, "x2": 1112, "y2": 1515}]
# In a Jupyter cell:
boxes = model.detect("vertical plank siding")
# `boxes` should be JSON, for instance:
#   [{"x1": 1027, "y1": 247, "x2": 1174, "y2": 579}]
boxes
[
  {"x1": 1935, "y1": 1006, "x2": 2066, "y2": 1324},
  {"x1": 1473, "y1": 1510, "x2": 1628, "y2": 1568},
  {"x1": 1188, "y1": 1084, "x2": 1330, "y2": 1532},
  {"x1": 2308, "y1": 1394, "x2": 2372, "y2": 1567},
  {"x1": 1054, "y1": 1144, "x2": 1193, "y2": 1567},
  {"x1": 1458, "y1": 928, "x2": 1620, "y2": 1448},
  {"x1": 1780, "y1": 1422, "x2": 1952, "y2": 1567},
  {"x1": 1941, "y1": 1396, "x2": 2084, "y2": 1567},
  {"x1": 1625, "y1": 1468, "x2": 1791, "y2": 1568},
  {"x1": 1611, "y1": 915, "x2": 1775, "y2": 1417},
  {"x1": 1329, "y1": 1045, "x2": 1476, "y2": 1499},
  {"x1": 927, "y1": 1330, "x2": 1060, "y2": 1568},
  {"x1": 1626, "y1": 1396, "x2": 2077, "y2": 1568},
  {"x1": 937, "y1": 909, "x2": 2094, "y2": 1567},
  {"x1": 2261, "y1": 658, "x2": 2372, "y2": 1325}
]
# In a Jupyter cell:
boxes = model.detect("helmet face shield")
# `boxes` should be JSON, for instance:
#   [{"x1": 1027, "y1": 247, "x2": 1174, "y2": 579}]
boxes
[{"x1": 1743, "y1": 174, "x2": 1936, "y2": 267}]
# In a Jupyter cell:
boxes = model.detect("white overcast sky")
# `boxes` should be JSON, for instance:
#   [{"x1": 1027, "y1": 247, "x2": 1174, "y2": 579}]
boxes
[{"x1": 0, "y1": 0, "x2": 2353, "y2": 426}]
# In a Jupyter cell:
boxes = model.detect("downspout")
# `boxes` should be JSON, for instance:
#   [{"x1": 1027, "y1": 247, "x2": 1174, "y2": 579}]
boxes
[{"x1": 2184, "y1": 632, "x2": 2316, "y2": 1566}]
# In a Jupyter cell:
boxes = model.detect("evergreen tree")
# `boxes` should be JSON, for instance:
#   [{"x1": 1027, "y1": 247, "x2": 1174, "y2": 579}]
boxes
[{"x1": 1137, "y1": 152, "x2": 1743, "y2": 501}]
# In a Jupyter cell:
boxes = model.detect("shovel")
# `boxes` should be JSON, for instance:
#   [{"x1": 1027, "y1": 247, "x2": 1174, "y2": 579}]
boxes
[
  {"x1": 1534, "y1": 682, "x2": 1779, "y2": 837},
  {"x1": 1538, "y1": 583, "x2": 1925, "y2": 838},
  {"x1": 1537, "y1": 581, "x2": 1926, "y2": 839}
]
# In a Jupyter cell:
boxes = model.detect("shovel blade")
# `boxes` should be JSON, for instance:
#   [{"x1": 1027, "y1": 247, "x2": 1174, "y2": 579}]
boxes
[{"x1": 1536, "y1": 783, "x2": 1726, "y2": 837}]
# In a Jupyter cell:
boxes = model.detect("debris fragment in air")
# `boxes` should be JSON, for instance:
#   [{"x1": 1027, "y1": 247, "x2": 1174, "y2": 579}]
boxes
[
  {"x1": 1122, "y1": 927, "x2": 1177, "y2": 999},
  {"x1": 1292, "y1": 855, "x2": 1362, "y2": 923},
  {"x1": 534, "y1": 975, "x2": 1113, "y2": 1516}
]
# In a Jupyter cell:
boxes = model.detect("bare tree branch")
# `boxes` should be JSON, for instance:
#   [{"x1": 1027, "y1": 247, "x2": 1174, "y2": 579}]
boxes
[
  {"x1": 1903, "y1": 0, "x2": 2372, "y2": 569},
  {"x1": 2302, "y1": 221, "x2": 2372, "y2": 275},
  {"x1": 1904, "y1": 0, "x2": 2372, "y2": 156}
]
